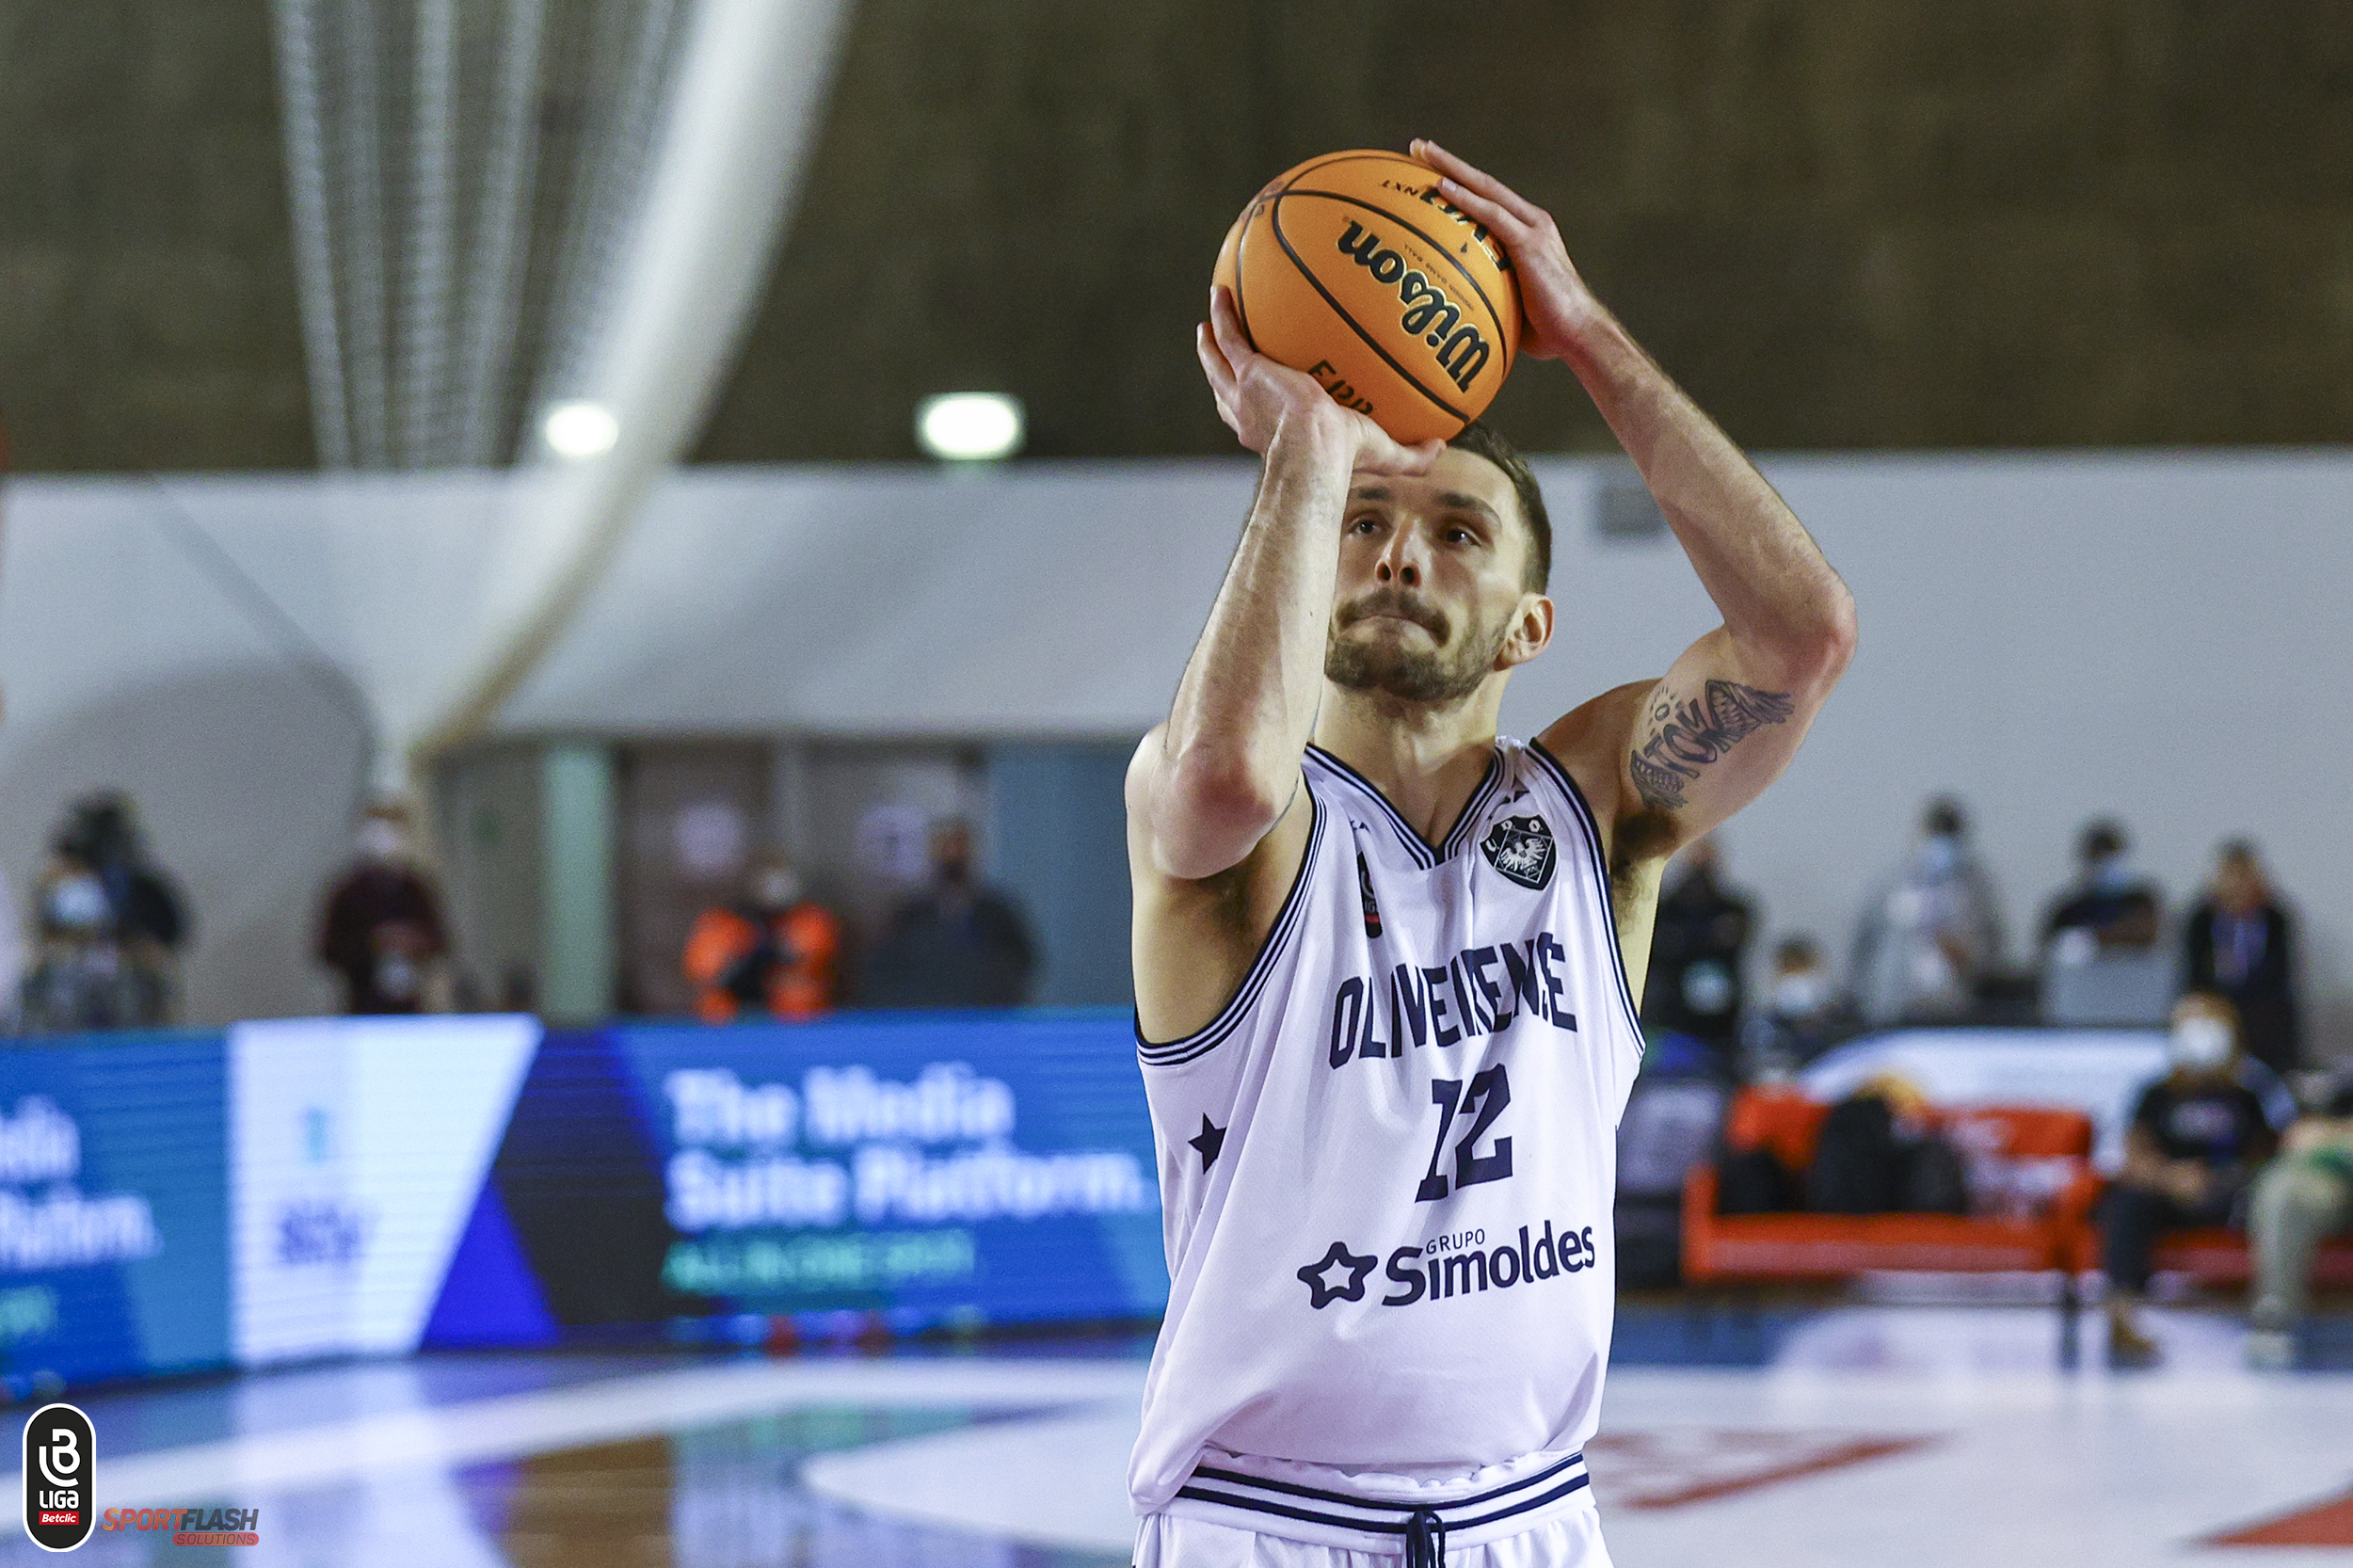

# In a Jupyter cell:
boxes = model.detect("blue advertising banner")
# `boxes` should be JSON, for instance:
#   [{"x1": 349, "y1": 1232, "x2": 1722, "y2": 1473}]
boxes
[
  {"x1": 0, "y1": 1033, "x2": 230, "y2": 1390},
  {"x1": 426, "y1": 1010, "x2": 1168, "y2": 1340},
  {"x1": 0, "y1": 1011, "x2": 1167, "y2": 1387}
]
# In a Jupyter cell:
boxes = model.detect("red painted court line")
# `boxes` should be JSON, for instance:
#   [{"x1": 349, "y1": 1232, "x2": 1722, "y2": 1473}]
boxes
[
  {"x1": 1602, "y1": 1435, "x2": 1940, "y2": 1511},
  {"x1": 2205, "y1": 1489, "x2": 2353, "y2": 1546}
]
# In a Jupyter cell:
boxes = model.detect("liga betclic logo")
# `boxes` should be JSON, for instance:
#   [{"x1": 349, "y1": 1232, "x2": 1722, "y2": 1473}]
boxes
[{"x1": 23, "y1": 1403, "x2": 93, "y2": 1552}]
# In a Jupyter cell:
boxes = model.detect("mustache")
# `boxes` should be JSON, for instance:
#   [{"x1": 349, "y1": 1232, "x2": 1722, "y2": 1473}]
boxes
[{"x1": 1334, "y1": 588, "x2": 1449, "y2": 642}]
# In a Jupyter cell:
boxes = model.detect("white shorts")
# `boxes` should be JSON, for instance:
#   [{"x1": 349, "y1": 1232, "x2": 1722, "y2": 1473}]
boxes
[
  {"x1": 1134, "y1": 1446, "x2": 1609, "y2": 1568},
  {"x1": 1133, "y1": 1504, "x2": 1612, "y2": 1567}
]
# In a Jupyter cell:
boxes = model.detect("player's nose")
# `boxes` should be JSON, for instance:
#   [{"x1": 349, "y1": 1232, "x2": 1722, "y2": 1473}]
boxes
[{"x1": 1373, "y1": 528, "x2": 1424, "y2": 587}]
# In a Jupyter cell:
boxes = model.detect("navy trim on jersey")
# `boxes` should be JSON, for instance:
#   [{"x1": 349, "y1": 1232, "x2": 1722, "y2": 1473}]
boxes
[
  {"x1": 1136, "y1": 792, "x2": 1329, "y2": 1068},
  {"x1": 1304, "y1": 744, "x2": 1500, "y2": 869},
  {"x1": 1175, "y1": 1450, "x2": 1590, "y2": 1536},
  {"x1": 1526, "y1": 739, "x2": 1648, "y2": 1051}
]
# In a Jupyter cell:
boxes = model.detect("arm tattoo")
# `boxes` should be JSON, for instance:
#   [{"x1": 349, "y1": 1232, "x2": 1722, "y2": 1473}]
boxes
[{"x1": 1628, "y1": 679, "x2": 1795, "y2": 810}]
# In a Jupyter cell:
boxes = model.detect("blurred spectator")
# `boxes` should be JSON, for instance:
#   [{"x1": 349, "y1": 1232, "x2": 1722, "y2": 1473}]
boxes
[
  {"x1": 1850, "y1": 797, "x2": 2003, "y2": 1026},
  {"x1": 316, "y1": 801, "x2": 449, "y2": 1015},
  {"x1": 1641, "y1": 837, "x2": 1753, "y2": 1060},
  {"x1": 2042, "y1": 819, "x2": 2162, "y2": 964},
  {"x1": 0, "y1": 865, "x2": 23, "y2": 1032},
  {"x1": 862, "y1": 819, "x2": 1035, "y2": 1008},
  {"x1": 2245, "y1": 1069, "x2": 2353, "y2": 1367},
  {"x1": 1738, "y1": 935, "x2": 1861, "y2": 1079},
  {"x1": 20, "y1": 792, "x2": 186, "y2": 1031},
  {"x1": 20, "y1": 848, "x2": 163, "y2": 1030},
  {"x1": 682, "y1": 849, "x2": 841, "y2": 1022},
  {"x1": 56, "y1": 791, "x2": 187, "y2": 985},
  {"x1": 2101, "y1": 991, "x2": 2280, "y2": 1364},
  {"x1": 2183, "y1": 840, "x2": 2300, "y2": 1075}
]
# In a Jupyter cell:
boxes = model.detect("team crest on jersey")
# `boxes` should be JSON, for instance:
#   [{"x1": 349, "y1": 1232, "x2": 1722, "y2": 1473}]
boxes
[
  {"x1": 1481, "y1": 814, "x2": 1556, "y2": 890},
  {"x1": 1357, "y1": 854, "x2": 1384, "y2": 938}
]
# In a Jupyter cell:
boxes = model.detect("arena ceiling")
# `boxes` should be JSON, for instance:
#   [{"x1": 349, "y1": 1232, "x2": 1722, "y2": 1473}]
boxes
[{"x1": 3, "y1": 0, "x2": 2348, "y2": 472}]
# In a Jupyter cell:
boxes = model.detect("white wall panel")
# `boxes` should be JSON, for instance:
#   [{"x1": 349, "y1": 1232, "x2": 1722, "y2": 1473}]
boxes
[{"x1": 3, "y1": 453, "x2": 2346, "y2": 1052}]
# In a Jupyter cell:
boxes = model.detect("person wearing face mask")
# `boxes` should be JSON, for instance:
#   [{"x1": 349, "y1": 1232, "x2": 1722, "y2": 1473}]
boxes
[
  {"x1": 860, "y1": 819, "x2": 1035, "y2": 1009},
  {"x1": 1738, "y1": 935, "x2": 1860, "y2": 1079},
  {"x1": 2182, "y1": 840, "x2": 2300, "y2": 1076},
  {"x1": 316, "y1": 802, "x2": 450, "y2": 1016},
  {"x1": 19, "y1": 847, "x2": 162, "y2": 1031},
  {"x1": 683, "y1": 849, "x2": 841, "y2": 1022},
  {"x1": 1850, "y1": 796, "x2": 2005, "y2": 1027},
  {"x1": 1641, "y1": 836, "x2": 1755, "y2": 1063},
  {"x1": 2100, "y1": 991, "x2": 2279, "y2": 1363},
  {"x1": 2042, "y1": 818, "x2": 2162, "y2": 966}
]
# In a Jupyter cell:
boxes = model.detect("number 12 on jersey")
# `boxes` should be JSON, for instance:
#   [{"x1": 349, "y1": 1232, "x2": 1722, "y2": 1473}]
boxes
[{"x1": 1416, "y1": 1064, "x2": 1513, "y2": 1202}]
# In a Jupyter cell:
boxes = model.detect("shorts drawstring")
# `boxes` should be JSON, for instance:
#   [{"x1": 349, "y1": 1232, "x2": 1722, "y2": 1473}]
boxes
[{"x1": 1403, "y1": 1507, "x2": 1447, "y2": 1568}]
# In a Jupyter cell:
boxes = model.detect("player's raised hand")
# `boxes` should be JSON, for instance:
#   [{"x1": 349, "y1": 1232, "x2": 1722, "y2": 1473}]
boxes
[
  {"x1": 1410, "y1": 138, "x2": 1599, "y2": 365},
  {"x1": 1198, "y1": 285, "x2": 1441, "y2": 476}
]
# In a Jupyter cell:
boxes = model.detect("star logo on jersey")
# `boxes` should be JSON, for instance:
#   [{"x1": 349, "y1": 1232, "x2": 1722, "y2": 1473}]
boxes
[
  {"x1": 1188, "y1": 1115, "x2": 1226, "y2": 1171},
  {"x1": 1296, "y1": 1241, "x2": 1377, "y2": 1309},
  {"x1": 1481, "y1": 814, "x2": 1556, "y2": 890}
]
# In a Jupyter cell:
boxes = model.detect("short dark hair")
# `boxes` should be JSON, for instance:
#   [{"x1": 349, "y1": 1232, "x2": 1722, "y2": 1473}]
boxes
[
  {"x1": 2079, "y1": 818, "x2": 2127, "y2": 861},
  {"x1": 1922, "y1": 796, "x2": 1967, "y2": 838},
  {"x1": 1447, "y1": 421, "x2": 1550, "y2": 591}
]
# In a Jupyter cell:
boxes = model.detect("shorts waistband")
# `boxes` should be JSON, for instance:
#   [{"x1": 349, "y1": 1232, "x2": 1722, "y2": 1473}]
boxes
[{"x1": 1162, "y1": 1448, "x2": 1592, "y2": 1555}]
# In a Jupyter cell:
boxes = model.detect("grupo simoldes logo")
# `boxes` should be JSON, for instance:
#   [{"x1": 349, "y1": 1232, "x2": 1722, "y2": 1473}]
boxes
[{"x1": 23, "y1": 1402, "x2": 92, "y2": 1552}]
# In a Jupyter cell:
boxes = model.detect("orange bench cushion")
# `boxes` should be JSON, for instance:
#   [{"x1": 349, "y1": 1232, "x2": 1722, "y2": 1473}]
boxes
[{"x1": 1684, "y1": 1089, "x2": 2098, "y2": 1282}]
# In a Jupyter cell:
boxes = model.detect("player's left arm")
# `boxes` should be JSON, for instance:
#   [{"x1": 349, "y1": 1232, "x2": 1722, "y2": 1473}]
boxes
[{"x1": 1416, "y1": 140, "x2": 1857, "y2": 863}]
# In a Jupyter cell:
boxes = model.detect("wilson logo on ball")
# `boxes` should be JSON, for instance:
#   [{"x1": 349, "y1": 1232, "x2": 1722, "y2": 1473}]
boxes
[
  {"x1": 1335, "y1": 220, "x2": 1493, "y2": 392},
  {"x1": 1213, "y1": 149, "x2": 1521, "y2": 443}
]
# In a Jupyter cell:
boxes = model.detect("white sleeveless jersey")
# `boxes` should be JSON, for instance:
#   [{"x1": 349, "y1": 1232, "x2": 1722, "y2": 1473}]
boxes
[{"x1": 1129, "y1": 737, "x2": 1646, "y2": 1522}]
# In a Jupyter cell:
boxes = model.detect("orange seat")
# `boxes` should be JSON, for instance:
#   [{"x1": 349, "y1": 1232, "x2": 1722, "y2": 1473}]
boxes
[{"x1": 1682, "y1": 1087, "x2": 2098, "y2": 1285}]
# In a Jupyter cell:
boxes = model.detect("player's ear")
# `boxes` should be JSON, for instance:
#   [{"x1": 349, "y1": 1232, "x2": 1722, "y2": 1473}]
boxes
[{"x1": 1495, "y1": 594, "x2": 1553, "y2": 670}]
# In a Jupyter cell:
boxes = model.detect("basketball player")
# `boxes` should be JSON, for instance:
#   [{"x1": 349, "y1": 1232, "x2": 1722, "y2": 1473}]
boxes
[{"x1": 1127, "y1": 140, "x2": 1856, "y2": 1567}]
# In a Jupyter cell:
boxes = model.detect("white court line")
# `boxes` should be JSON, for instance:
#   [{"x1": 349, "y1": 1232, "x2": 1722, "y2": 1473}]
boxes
[
  {"x1": 99, "y1": 1356, "x2": 1148, "y2": 1508},
  {"x1": 803, "y1": 1405, "x2": 1141, "y2": 1552}
]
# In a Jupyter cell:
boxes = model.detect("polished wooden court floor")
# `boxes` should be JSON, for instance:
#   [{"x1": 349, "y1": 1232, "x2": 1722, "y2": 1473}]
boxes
[{"x1": 27, "y1": 1304, "x2": 2353, "y2": 1566}]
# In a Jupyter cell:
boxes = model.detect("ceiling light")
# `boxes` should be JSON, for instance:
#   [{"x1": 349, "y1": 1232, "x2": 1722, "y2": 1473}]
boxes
[
  {"x1": 916, "y1": 392, "x2": 1024, "y2": 462},
  {"x1": 542, "y1": 400, "x2": 620, "y2": 458}
]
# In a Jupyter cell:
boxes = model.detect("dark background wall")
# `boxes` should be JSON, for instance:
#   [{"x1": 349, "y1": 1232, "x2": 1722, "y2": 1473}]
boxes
[
  {"x1": 0, "y1": 0, "x2": 312, "y2": 471},
  {"x1": 6, "y1": 0, "x2": 2348, "y2": 472}
]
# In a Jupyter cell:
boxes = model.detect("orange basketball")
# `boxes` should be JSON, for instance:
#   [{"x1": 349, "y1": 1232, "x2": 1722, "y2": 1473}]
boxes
[{"x1": 1213, "y1": 149, "x2": 1522, "y2": 444}]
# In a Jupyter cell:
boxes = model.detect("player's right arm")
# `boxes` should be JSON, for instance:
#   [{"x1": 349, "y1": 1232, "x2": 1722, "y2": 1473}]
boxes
[{"x1": 1128, "y1": 287, "x2": 1438, "y2": 1041}]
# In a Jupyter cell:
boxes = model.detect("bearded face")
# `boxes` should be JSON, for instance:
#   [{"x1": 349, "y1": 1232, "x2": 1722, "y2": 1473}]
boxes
[{"x1": 1324, "y1": 584, "x2": 1513, "y2": 705}]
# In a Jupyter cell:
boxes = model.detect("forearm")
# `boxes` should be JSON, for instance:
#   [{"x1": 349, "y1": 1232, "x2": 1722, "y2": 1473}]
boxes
[
  {"x1": 1562, "y1": 303, "x2": 1853, "y2": 685},
  {"x1": 1156, "y1": 422, "x2": 1350, "y2": 840}
]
